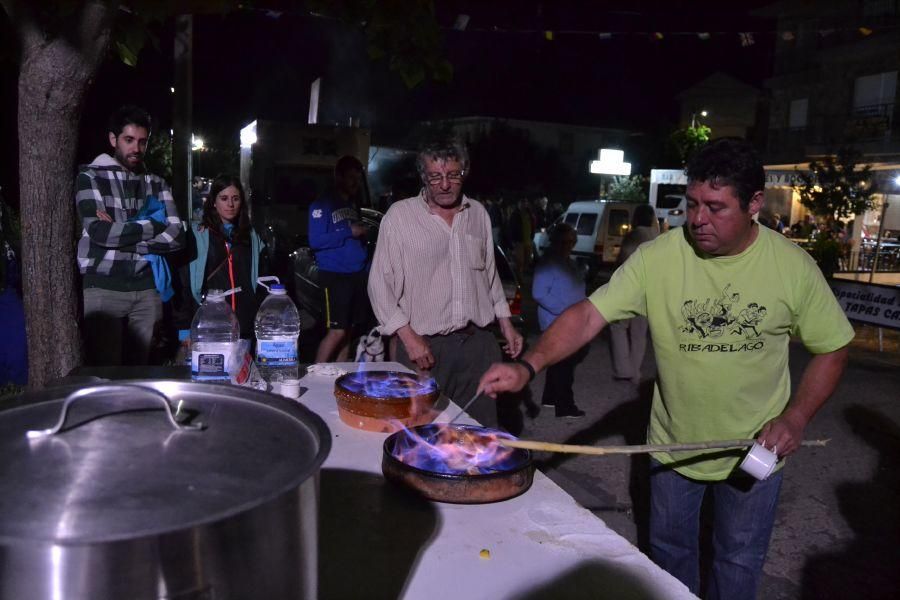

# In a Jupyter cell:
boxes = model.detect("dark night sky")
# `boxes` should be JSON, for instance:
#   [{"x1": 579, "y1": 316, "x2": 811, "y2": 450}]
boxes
[
  {"x1": 180, "y1": 0, "x2": 776, "y2": 142},
  {"x1": 1, "y1": 1, "x2": 777, "y2": 195},
  {"x1": 93, "y1": 1, "x2": 776, "y2": 147}
]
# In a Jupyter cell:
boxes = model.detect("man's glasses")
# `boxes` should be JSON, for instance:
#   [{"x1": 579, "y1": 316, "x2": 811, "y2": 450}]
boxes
[{"x1": 424, "y1": 171, "x2": 465, "y2": 185}]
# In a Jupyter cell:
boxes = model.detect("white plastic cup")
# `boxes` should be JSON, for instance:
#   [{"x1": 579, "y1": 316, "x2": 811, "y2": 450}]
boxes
[
  {"x1": 280, "y1": 379, "x2": 301, "y2": 400},
  {"x1": 739, "y1": 442, "x2": 779, "y2": 480}
]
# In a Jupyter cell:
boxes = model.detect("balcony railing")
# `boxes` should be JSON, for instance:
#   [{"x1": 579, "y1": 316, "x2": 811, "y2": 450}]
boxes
[{"x1": 846, "y1": 102, "x2": 895, "y2": 140}]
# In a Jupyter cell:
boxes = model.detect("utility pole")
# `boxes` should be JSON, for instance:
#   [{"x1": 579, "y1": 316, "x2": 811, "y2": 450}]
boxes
[{"x1": 173, "y1": 14, "x2": 193, "y2": 222}]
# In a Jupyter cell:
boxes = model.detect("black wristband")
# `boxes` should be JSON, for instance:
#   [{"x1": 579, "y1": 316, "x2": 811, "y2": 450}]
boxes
[{"x1": 514, "y1": 357, "x2": 536, "y2": 382}]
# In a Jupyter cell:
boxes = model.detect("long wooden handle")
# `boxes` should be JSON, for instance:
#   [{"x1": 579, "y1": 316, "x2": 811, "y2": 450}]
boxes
[{"x1": 499, "y1": 438, "x2": 830, "y2": 456}]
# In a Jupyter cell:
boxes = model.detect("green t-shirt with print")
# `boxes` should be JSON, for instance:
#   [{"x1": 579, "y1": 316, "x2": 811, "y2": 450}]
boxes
[{"x1": 589, "y1": 225, "x2": 854, "y2": 480}]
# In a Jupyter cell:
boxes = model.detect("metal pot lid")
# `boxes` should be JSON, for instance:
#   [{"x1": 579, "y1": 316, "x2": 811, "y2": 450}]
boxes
[{"x1": 0, "y1": 381, "x2": 330, "y2": 545}]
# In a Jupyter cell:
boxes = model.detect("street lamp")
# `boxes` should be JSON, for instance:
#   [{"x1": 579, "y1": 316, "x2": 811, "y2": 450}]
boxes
[
  {"x1": 191, "y1": 134, "x2": 205, "y2": 177},
  {"x1": 691, "y1": 109, "x2": 709, "y2": 128}
]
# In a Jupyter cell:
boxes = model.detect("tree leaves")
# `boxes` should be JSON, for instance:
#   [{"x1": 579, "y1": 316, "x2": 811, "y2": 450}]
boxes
[
  {"x1": 668, "y1": 125, "x2": 711, "y2": 166},
  {"x1": 794, "y1": 148, "x2": 877, "y2": 219},
  {"x1": 313, "y1": 0, "x2": 450, "y2": 88},
  {"x1": 608, "y1": 175, "x2": 648, "y2": 203}
]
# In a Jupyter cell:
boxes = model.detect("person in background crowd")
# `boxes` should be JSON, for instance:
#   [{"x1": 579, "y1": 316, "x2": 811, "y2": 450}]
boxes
[
  {"x1": 479, "y1": 138, "x2": 852, "y2": 600},
  {"x1": 798, "y1": 214, "x2": 817, "y2": 239},
  {"x1": 533, "y1": 196, "x2": 550, "y2": 230},
  {"x1": 0, "y1": 187, "x2": 27, "y2": 385},
  {"x1": 76, "y1": 105, "x2": 185, "y2": 366},
  {"x1": 532, "y1": 222, "x2": 587, "y2": 418},
  {"x1": 368, "y1": 136, "x2": 523, "y2": 428},
  {"x1": 548, "y1": 201, "x2": 565, "y2": 224},
  {"x1": 309, "y1": 155, "x2": 371, "y2": 362},
  {"x1": 486, "y1": 197, "x2": 504, "y2": 247},
  {"x1": 191, "y1": 176, "x2": 204, "y2": 221},
  {"x1": 609, "y1": 204, "x2": 660, "y2": 384},
  {"x1": 772, "y1": 212, "x2": 785, "y2": 234},
  {"x1": 172, "y1": 175, "x2": 265, "y2": 344},
  {"x1": 508, "y1": 198, "x2": 535, "y2": 280}
]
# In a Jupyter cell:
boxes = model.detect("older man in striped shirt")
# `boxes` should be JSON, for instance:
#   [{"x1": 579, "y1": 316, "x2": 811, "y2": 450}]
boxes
[{"x1": 368, "y1": 138, "x2": 523, "y2": 428}]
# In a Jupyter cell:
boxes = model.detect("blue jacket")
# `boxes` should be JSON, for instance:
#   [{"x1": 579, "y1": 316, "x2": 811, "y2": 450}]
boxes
[
  {"x1": 308, "y1": 195, "x2": 367, "y2": 273},
  {"x1": 532, "y1": 254, "x2": 586, "y2": 331},
  {"x1": 131, "y1": 196, "x2": 174, "y2": 301},
  {"x1": 188, "y1": 222, "x2": 262, "y2": 305}
]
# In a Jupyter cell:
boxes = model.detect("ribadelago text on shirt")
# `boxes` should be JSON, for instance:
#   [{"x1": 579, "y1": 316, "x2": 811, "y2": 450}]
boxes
[{"x1": 679, "y1": 341, "x2": 765, "y2": 353}]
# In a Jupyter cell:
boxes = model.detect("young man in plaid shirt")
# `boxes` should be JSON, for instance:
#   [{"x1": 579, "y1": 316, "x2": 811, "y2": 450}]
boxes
[{"x1": 76, "y1": 105, "x2": 185, "y2": 365}]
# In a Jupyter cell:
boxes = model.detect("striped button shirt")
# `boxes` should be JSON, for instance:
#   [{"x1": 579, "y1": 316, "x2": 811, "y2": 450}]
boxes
[{"x1": 368, "y1": 192, "x2": 511, "y2": 337}]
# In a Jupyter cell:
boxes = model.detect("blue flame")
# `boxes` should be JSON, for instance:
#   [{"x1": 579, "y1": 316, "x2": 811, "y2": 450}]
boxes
[
  {"x1": 389, "y1": 424, "x2": 527, "y2": 475},
  {"x1": 339, "y1": 371, "x2": 438, "y2": 398}
]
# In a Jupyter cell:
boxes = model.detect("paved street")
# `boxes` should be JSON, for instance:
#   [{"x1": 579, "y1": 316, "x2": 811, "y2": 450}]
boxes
[{"x1": 508, "y1": 272, "x2": 900, "y2": 600}]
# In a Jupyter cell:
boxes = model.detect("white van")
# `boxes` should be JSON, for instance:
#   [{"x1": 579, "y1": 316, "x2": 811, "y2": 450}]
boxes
[
  {"x1": 534, "y1": 200, "x2": 636, "y2": 266},
  {"x1": 649, "y1": 168, "x2": 688, "y2": 228}
]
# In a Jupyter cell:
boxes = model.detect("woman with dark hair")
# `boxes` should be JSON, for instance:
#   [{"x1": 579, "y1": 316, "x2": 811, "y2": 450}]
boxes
[
  {"x1": 609, "y1": 203, "x2": 660, "y2": 383},
  {"x1": 173, "y1": 175, "x2": 265, "y2": 341}
]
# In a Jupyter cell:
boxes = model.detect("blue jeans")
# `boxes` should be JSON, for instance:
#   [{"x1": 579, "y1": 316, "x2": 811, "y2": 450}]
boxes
[{"x1": 649, "y1": 458, "x2": 783, "y2": 600}]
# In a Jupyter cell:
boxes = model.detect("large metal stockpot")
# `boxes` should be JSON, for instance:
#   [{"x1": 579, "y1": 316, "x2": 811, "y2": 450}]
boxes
[{"x1": 0, "y1": 381, "x2": 331, "y2": 600}]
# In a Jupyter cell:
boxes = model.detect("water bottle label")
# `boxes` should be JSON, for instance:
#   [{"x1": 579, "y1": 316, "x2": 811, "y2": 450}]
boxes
[
  {"x1": 256, "y1": 339, "x2": 298, "y2": 366},
  {"x1": 192, "y1": 351, "x2": 229, "y2": 381}
]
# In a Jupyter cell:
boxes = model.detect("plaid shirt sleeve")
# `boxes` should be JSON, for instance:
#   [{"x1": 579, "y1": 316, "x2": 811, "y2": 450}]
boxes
[
  {"x1": 136, "y1": 178, "x2": 185, "y2": 255},
  {"x1": 76, "y1": 171, "x2": 160, "y2": 250},
  {"x1": 75, "y1": 172, "x2": 184, "y2": 255}
]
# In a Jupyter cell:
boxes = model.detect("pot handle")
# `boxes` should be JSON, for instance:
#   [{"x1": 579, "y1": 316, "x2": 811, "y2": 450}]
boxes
[{"x1": 26, "y1": 384, "x2": 205, "y2": 440}]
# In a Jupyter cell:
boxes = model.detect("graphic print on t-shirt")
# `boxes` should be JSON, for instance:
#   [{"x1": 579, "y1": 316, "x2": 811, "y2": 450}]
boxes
[
  {"x1": 678, "y1": 284, "x2": 768, "y2": 352},
  {"x1": 332, "y1": 206, "x2": 357, "y2": 224}
]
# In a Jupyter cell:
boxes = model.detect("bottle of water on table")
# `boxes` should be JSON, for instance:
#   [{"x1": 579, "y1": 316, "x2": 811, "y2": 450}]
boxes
[
  {"x1": 191, "y1": 289, "x2": 240, "y2": 383},
  {"x1": 255, "y1": 282, "x2": 300, "y2": 384}
]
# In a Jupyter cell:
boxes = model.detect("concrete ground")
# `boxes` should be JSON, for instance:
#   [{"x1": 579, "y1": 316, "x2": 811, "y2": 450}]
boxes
[{"x1": 506, "y1": 273, "x2": 900, "y2": 600}]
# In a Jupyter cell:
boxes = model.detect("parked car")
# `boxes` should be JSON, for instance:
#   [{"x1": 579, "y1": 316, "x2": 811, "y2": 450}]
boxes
[
  {"x1": 533, "y1": 200, "x2": 637, "y2": 269},
  {"x1": 649, "y1": 168, "x2": 688, "y2": 228},
  {"x1": 291, "y1": 209, "x2": 524, "y2": 338}
]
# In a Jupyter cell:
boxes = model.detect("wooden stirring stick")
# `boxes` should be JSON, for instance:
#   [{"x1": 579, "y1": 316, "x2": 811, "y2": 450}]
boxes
[{"x1": 499, "y1": 438, "x2": 830, "y2": 456}]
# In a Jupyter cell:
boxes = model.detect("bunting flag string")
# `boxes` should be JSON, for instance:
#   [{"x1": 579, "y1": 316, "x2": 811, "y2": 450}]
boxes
[{"x1": 237, "y1": 5, "x2": 898, "y2": 48}]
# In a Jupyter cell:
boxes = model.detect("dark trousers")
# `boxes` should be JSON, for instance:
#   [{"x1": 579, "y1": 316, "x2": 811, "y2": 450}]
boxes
[
  {"x1": 83, "y1": 288, "x2": 162, "y2": 366},
  {"x1": 395, "y1": 327, "x2": 501, "y2": 428},
  {"x1": 541, "y1": 344, "x2": 588, "y2": 414}
]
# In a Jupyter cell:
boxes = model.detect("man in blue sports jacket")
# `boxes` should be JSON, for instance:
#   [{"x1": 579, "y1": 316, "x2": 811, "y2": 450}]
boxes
[{"x1": 308, "y1": 156, "x2": 371, "y2": 362}]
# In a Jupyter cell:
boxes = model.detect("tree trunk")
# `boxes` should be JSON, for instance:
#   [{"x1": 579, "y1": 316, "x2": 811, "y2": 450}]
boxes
[{"x1": 11, "y1": 1, "x2": 115, "y2": 388}]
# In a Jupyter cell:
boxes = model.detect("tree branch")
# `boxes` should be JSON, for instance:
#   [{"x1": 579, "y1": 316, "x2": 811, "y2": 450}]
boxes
[
  {"x1": 1, "y1": 0, "x2": 44, "y2": 57},
  {"x1": 75, "y1": 0, "x2": 118, "y2": 59}
]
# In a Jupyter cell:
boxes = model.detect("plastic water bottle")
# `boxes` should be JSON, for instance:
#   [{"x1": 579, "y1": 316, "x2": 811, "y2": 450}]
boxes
[
  {"x1": 255, "y1": 283, "x2": 300, "y2": 384},
  {"x1": 190, "y1": 289, "x2": 240, "y2": 383}
]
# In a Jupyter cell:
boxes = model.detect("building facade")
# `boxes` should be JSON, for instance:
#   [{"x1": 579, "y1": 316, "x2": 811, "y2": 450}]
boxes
[{"x1": 760, "y1": 0, "x2": 900, "y2": 268}]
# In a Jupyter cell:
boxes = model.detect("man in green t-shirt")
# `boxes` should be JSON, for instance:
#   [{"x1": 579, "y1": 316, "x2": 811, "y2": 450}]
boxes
[{"x1": 479, "y1": 138, "x2": 853, "y2": 600}]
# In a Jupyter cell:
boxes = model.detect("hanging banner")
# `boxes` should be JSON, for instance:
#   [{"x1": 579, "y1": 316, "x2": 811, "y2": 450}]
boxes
[{"x1": 828, "y1": 279, "x2": 900, "y2": 330}]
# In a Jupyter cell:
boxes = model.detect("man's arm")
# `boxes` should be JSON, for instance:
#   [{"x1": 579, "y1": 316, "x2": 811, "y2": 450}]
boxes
[
  {"x1": 367, "y1": 217, "x2": 435, "y2": 370},
  {"x1": 758, "y1": 345, "x2": 849, "y2": 456},
  {"x1": 479, "y1": 299, "x2": 607, "y2": 397},
  {"x1": 76, "y1": 172, "x2": 165, "y2": 250},
  {"x1": 138, "y1": 183, "x2": 184, "y2": 255}
]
